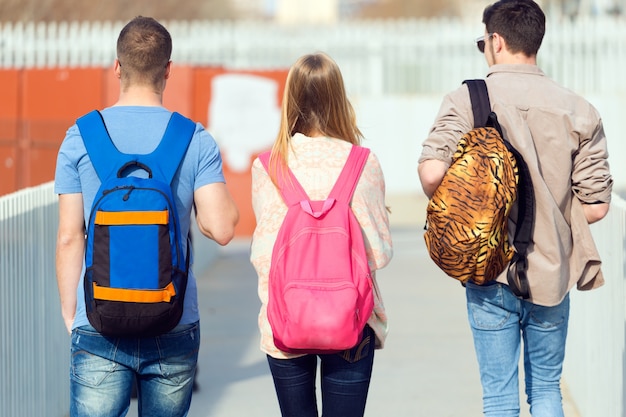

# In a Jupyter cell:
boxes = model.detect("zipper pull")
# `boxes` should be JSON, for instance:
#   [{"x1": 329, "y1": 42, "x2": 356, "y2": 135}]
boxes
[{"x1": 122, "y1": 186, "x2": 135, "y2": 201}]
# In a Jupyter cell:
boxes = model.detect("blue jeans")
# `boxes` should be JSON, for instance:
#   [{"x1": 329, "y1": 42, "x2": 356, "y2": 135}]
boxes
[
  {"x1": 267, "y1": 325, "x2": 375, "y2": 417},
  {"x1": 466, "y1": 282, "x2": 570, "y2": 417},
  {"x1": 70, "y1": 322, "x2": 200, "y2": 417}
]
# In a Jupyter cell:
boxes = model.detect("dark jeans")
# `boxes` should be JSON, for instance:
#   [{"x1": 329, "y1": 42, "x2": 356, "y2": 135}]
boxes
[{"x1": 267, "y1": 325, "x2": 375, "y2": 417}]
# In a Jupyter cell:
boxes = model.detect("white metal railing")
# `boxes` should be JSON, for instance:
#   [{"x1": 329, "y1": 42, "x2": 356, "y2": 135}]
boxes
[
  {"x1": 1, "y1": 18, "x2": 625, "y2": 95},
  {"x1": 0, "y1": 182, "x2": 67, "y2": 417},
  {"x1": 564, "y1": 194, "x2": 626, "y2": 417},
  {"x1": 0, "y1": 182, "x2": 219, "y2": 416}
]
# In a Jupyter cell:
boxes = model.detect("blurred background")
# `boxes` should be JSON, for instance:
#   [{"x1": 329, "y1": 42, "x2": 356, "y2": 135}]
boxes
[
  {"x1": 1, "y1": 0, "x2": 624, "y2": 237},
  {"x1": 1, "y1": 0, "x2": 624, "y2": 22},
  {"x1": 1, "y1": 2, "x2": 625, "y2": 417}
]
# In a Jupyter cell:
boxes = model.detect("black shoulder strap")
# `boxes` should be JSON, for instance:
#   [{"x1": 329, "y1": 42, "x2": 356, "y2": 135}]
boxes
[
  {"x1": 462, "y1": 79, "x2": 535, "y2": 299},
  {"x1": 463, "y1": 79, "x2": 491, "y2": 128},
  {"x1": 504, "y1": 144, "x2": 535, "y2": 300}
]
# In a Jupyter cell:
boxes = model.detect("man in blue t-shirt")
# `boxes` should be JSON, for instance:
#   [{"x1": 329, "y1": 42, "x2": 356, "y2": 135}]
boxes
[{"x1": 54, "y1": 16, "x2": 239, "y2": 416}]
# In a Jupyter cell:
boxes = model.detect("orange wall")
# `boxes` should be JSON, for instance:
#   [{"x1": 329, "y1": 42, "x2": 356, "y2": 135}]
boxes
[
  {"x1": 1, "y1": 66, "x2": 288, "y2": 237},
  {"x1": 0, "y1": 70, "x2": 19, "y2": 196},
  {"x1": 22, "y1": 68, "x2": 105, "y2": 189}
]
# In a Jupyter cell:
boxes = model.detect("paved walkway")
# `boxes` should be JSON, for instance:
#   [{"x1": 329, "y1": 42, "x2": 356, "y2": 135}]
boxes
[{"x1": 128, "y1": 222, "x2": 581, "y2": 416}]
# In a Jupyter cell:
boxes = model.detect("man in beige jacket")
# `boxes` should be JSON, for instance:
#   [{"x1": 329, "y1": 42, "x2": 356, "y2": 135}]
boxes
[{"x1": 418, "y1": 1, "x2": 612, "y2": 416}]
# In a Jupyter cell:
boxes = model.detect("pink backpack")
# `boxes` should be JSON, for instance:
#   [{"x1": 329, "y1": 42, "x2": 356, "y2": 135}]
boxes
[{"x1": 259, "y1": 146, "x2": 373, "y2": 353}]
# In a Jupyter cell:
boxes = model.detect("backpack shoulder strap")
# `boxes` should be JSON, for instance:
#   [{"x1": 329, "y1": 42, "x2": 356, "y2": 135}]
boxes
[
  {"x1": 77, "y1": 111, "x2": 195, "y2": 185},
  {"x1": 258, "y1": 151, "x2": 310, "y2": 206},
  {"x1": 143, "y1": 112, "x2": 196, "y2": 184},
  {"x1": 329, "y1": 146, "x2": 370, "y2": 204},
  {"x1": 76, "y1": 110, "x2": 121, "y2": 182},
  {"x1": 505, "y1": 144, "x2": 535, "y2": 299},
  {"x1": 258, "y1": 146, "x2": 370, "y2": 206},
  {"x1": 463, "y1": 79, "x2": 491, "y2": 128}
]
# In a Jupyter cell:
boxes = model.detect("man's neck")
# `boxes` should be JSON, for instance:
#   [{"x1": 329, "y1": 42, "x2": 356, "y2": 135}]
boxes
[
  {"x1": 495, "y1": 52, "x2": 537, "y2": 66},
  {"x1": 114, "y1": 85, "x2": 164, "y2": 107}
]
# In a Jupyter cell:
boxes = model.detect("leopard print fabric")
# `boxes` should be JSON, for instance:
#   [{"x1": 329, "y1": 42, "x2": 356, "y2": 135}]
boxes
[{"x1": 424, "y1": 126, "x2": 519, "y2": 284}]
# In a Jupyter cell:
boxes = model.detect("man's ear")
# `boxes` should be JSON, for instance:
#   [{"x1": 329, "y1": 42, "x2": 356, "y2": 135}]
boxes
[
  {"x1": 164, "y1": 61, "x2": 172, "y2": 80},
  {"x1": 491, "y1": 33, "x2": 504, "y2": 53},
  {"x1": 114, "y1": 58, "x2": 122, "y2": 79}
]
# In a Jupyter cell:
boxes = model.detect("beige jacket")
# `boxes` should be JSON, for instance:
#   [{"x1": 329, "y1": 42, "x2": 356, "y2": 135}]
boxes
[{"x1": 419, "y1": 64, "x2": 613, "y2": 306}]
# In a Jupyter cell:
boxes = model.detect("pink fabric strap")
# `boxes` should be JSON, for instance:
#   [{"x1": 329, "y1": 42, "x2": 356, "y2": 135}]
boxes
[{"x1": 258, "y1": 145, "x2": 370, "y2": 206}]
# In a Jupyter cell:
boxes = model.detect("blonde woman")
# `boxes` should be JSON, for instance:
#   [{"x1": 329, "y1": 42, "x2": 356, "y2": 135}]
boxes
[{"x1": 250, "y1": 52, "x2": 393, "y2": 417}]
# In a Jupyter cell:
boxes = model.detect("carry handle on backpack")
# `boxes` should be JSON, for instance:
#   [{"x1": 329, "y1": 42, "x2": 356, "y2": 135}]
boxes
[
  {"x1": 463, "y1": 79, "x2": 535, "y2": 299},
  {"x1": 259, "y1": 145, "x2": 370, "y2": 207}
]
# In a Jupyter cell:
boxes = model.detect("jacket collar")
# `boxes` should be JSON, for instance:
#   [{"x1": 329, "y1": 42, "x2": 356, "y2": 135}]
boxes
[{"x1": 486, "y1": 64, "x2": 545, "y2": 78}]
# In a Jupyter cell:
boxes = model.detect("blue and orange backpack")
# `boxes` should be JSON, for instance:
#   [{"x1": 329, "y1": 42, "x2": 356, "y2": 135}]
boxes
[{"x1": 76, "y1": 110, "x2": 195, "y2": 337}]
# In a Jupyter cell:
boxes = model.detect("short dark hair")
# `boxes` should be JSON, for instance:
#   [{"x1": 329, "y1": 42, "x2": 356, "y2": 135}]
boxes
[
  {"x1": 116, "y1": 16, "x2": 172, "y2": 85},
  {"x1": 483, "y1": 0, "x2": 546, "y2": 56}
]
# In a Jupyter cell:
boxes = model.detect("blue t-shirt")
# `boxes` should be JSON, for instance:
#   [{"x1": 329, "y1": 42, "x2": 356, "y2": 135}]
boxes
[{"x1": 54, "y1": 106, "x2": 225, "y2": 330}]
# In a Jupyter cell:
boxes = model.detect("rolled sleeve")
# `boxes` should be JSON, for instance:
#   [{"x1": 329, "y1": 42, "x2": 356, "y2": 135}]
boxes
[
  {"x1": 572, "y1": 116, "x2": 613, "y2": 204},
  {"x1": 418, "y1": 86, "x2": 473, "y2": 166}
]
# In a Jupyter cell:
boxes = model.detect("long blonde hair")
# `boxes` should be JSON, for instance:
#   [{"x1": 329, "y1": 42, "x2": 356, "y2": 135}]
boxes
[{"x1": 268, "y1": 52, "x2": 362, "y2": 183}]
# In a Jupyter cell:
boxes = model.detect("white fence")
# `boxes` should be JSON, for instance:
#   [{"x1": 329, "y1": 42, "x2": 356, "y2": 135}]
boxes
[
  {"x1": 565, "y1": 195, "x2": 626, "y2": 417},
  {"x1": 0, "y1": 183, "x2": 67, "y2": 417},
  {"x1": 1, "y1": 17, "x2": 626, "y2": 95}
]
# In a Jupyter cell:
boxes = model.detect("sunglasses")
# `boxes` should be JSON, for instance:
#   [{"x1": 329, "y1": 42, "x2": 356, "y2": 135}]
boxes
[{"x1": 475, "y1": 33, "x2": 494, "y2": 53}]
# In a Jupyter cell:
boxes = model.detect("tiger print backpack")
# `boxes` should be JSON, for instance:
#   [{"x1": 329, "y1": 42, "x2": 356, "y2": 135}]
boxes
[{"x1": 424, "y1": 79, "x2": 535, "y2": 299}]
